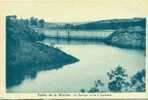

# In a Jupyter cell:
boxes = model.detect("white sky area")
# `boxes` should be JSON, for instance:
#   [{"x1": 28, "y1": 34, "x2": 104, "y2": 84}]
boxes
[{"x1": 0, "y1": 0, "x2": 148, "y2": 22}]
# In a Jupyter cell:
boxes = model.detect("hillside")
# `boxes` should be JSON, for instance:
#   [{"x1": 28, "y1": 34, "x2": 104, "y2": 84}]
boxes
[
  {"x1": 105, "y1": 26, "x2": 146, "y2": 49},
  {"x1": 73, "y1": 18, "x2": 145, "y2": 30},
  {"x1": 6, "y1": 16, "x2": 79, "y2": 88},
  {"x1": 44, "y1": 18, "x2": 145, "y2": 30}
]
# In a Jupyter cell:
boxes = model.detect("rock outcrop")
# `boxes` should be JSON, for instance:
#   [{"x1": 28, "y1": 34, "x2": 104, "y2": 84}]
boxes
[{"x1": 105, "y1": 26, "x2": 146, "y2": 49}]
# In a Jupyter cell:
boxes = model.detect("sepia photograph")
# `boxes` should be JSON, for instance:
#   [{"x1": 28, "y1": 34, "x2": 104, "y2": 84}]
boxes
[
  {"x1": 6, "y1": 16, "x2": 146, "y2": 93},
  {"x1": 0, "y1": 0, "x2": 148, "y2": 99}
]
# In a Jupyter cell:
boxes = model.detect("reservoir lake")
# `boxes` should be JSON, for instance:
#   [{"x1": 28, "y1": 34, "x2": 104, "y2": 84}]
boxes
[{"x1": 7, "y1": 30, "x2": 145, "y2": 92}]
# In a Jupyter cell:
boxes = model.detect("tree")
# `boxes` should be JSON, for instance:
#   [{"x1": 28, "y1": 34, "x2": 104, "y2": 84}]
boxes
[
  {"x1": 107, "y1": 65, "x2": 129, "y2": 92},
  {"x1": 81, "y1": 65, "x2": 145, "y2": 93},
  {"x1": 87, "y1": 80, "x2": 104, "y2": 92},
  {"x1": 6, "y1": 15, "x2": 17, "y2": 27},
  {"x1": 130, "y1": 69, "x2": 145, "y2": 92},
  {"x1": 80, "y1": 89, "x2": 85, "y2": 93},
  {"x1": 30, "y1": 17, "x2": 38, "y2": 26},
  {"x1": 39, "y1": 19, "x2": 45, "y2": 28}
]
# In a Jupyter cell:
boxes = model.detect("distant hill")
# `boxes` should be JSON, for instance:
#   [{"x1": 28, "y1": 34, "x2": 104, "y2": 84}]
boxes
[
  {"x1": 73, "y1": 18, "x2": 146, "y2": 30},
  {"x1": 45, "y1": 18, "x2": 146, "y2": 30}
]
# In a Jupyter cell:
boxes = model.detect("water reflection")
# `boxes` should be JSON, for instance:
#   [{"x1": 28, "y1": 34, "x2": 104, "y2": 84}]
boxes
[
  {"x1": 6, "y1": 60, "x2": 64, "y2": 89},
  {"x1": 7, "y1": 38, "x2": 102, "y2": 89},
  {"x1": 7, "y1": 38, "x2": 145, "y2": 92}
]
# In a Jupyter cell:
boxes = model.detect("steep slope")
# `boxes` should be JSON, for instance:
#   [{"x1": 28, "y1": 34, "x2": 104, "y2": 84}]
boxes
[
  {"x1": 105, "y1": 26, "x2": 146, "y2": 49},
  {"x1": 6, "y1": 16, "x2": 79, "y2": 88}
]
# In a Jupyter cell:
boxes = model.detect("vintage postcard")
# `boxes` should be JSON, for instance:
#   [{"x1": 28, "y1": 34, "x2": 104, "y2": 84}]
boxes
[{"x1": 0, "y1": 0, "x2": 148, "y2": 99}]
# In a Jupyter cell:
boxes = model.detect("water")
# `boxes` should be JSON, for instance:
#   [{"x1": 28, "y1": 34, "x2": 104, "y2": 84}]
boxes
[{"x1": 7, "y1": 30, "x2": 145, "y2": 93}]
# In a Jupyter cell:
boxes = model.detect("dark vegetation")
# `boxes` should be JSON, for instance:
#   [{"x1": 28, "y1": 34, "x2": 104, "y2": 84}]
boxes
[
  {"x1": 6, "y1": 15, "x2": 79, "y2": 88},
  {"x1": 80, "y1": 66, "x2": 145, "y2": 92}
]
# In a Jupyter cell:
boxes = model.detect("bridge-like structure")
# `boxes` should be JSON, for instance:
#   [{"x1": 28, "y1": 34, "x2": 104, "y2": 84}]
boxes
[
  {"x1": 54, "y1": 30, "x2": 105, "y2": 42},
  {"x1": 34, "y1": 28, "x2": 111, "y2": 42}
]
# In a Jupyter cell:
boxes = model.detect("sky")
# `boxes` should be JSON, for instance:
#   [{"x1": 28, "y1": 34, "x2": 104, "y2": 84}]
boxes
[{"x1": 0, "y1": 0, "x2": 148, "y2": 22}]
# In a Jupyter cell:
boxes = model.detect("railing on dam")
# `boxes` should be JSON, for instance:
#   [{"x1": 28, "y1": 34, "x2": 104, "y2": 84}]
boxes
[{"x1": 34, "y1": 28, "x2": 113, "y2": 42}]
